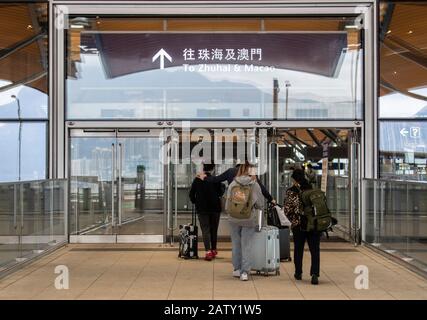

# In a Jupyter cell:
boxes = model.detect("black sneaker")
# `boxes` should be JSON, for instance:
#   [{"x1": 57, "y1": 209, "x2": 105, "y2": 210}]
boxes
[
  {"x1": 311, "y1": 275, "x2": 319, "y2": 285},
  {"x1": 294, "y1": 274, "x2": 302, "y2": 280}
]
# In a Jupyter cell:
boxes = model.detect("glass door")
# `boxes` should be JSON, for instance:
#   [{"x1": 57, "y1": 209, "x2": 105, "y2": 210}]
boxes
[
  {"x1": 116, "y1": 130, "x2": 165, "y2": 242},
  {"x1": 69, "y1": 129, "x2": 165, "y2": 243},
  {"x1": 69, "y1": 130, "x2": 116, "y2": 240}
]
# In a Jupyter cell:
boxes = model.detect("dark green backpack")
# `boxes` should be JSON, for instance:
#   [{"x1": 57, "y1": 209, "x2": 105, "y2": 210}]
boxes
[{"x1": 300, "y1": 189, "x2": 335, "y2": 233}]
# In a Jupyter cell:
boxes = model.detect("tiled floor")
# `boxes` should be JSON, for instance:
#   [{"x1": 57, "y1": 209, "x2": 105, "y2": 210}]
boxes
[{"x1": 0, "y1": 242, "x2": 426, "y2": 300}]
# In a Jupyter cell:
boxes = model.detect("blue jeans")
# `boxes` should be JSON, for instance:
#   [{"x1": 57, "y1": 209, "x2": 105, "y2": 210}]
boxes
[{"x1": 229, "y1": 222, "x2": 256, "y2": 274}]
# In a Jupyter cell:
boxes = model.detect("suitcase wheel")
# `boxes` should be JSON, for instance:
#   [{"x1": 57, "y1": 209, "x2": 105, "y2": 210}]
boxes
[{"x1": 256, "y1": 271, "x2": 261, "y2": 275}]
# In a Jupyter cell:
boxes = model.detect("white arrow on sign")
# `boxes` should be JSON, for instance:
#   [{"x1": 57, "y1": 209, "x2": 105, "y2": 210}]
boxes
[
  {"x1": 152, "y1": 48, "x2": 172, "y2": 70},
  {"x1": 400, "y1": 128, "x2": 409, "y2": 137}
]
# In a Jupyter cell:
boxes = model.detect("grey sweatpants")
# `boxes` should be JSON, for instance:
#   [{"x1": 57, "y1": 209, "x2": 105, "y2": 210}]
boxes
[{"x1": 229, "y1": 222, "x2": 256, "y2": 274}]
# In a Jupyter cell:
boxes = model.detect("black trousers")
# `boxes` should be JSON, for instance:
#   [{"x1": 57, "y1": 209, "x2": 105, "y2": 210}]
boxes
[
  {"x1": 292, "y1": 226, "x2": 321, "y2": 277},
  {"x1": 197, "y1": 212, "x2": 221, "y2": 251}
]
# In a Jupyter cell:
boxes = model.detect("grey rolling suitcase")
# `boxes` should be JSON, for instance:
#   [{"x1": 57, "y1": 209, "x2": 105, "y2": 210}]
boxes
[
  {"x1": 279, "y1": 227, "x2": 292, "y2": 262},
  {"x1": 250, "y1": 225, "x2": 281, "y2": 276}
]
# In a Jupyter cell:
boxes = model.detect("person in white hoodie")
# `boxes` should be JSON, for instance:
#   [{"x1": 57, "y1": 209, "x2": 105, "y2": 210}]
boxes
[{"x1": 225, "y1": 162, "x2": 265, "y2": 281}]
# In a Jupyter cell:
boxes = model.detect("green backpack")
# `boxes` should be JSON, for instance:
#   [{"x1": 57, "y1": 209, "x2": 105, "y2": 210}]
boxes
[
  {"x1": 300, "y1": 189, "x2": 334, "y2": 233},
  {"x1": 227, "y1": 182, "x2": 253, "y2": 219}
]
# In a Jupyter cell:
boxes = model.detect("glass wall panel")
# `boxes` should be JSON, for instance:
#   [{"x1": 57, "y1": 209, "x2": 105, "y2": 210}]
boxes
[
  {"x1": 66, "y1": 16, "x2": 363, "y2": 120},
  {"x1": 0, "y1": 122, "x2": 47, "y2": 182},
  {"x1": 379, "y1": 121, "x2": 427, "y2": 181},
  {"x1": 379, "y1": 2, "x2": 427, "y2": 118},
  {"x1": 0, "y1": 3, "x2": 48, "y2": 183},
  {"x1": 0, "y1": 3, "x2": 48, "y2": 119}
]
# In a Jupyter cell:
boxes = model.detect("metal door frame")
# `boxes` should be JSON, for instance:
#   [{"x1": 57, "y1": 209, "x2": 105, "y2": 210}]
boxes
[
  {"x1": 266, "y1": 126, "x2": 363, "y2": 244},
  {"x1": 51, "y1": 0, "x2": 377, "y2": 243}
]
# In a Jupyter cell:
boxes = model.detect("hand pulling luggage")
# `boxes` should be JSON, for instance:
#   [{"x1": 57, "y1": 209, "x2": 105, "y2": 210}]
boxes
[
  {"x1": 178, "y1": 205, "x2": 198, "y2": 259},
  {"x1": 267, "y1": 204, "x2": 291, "y2": 228},
  {"x1": 251, "y1": 210, "x2": 280, "y2": 276},
  {"x1": 279, "y1": 227, "x2": 292, "y2": 262}
]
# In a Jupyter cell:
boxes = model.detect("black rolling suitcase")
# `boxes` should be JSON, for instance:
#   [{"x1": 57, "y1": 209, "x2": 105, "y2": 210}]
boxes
[
  {"x1": 267, "y1": 204, "x2": 292, "y2": 262},
  {"x1": 279, "y1": 227, "x2": 291, "y2": 262},
  {"x1": 178, "y1": 206, "x2": 198, "y2": 259}
]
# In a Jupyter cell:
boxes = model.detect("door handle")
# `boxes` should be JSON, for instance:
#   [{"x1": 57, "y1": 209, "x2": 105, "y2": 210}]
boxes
[
  {"x1": 173, "y1": 143, "x2": 178, "y2": 231},
  {"x1": 350, "y1": 141, "x2": 361, "y2": 244},
  {"x1": 111, "y1": 143, "x2": 115, "y2": 227},
  {"x1": 167, "y1": 141, "x2": 178, "y2": 232},
  {"x1": 268, "y1": 142, "x2": 278, "y2": 201},
  {"x1": 118, "y1": 142, "x2": 123, "y2": 226},
  {"x1": 268, "y1": 142, "x2": 273, "y2": 193},
  {"x1": 167, "y1": 142, "x2": 172, "y2": 231},
  {"x1": 276, "y1": 144, "x2": 279, "y2": 201}
]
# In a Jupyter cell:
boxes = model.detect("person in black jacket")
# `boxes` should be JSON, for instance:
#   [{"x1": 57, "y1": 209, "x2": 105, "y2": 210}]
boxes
[
  {"x1": 189, "y1": 164, "x2": 224, "y2": 261},
  {"x1": 197, "y1": 164, "x2": 275, "y2": 204}
]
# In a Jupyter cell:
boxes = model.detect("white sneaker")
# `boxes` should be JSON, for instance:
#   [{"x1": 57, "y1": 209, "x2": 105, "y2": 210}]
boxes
[
  {"x1": 232, "y1": 270, "x2": 241, "y2": 278},
  {"x1": 240, "y1": 272, "x2": 249, "y2": 281}
]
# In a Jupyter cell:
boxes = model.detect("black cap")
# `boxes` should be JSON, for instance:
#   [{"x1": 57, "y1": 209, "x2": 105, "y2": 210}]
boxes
[{"x1": 291, "y1": 169, "x2": 308, "y2": 185}]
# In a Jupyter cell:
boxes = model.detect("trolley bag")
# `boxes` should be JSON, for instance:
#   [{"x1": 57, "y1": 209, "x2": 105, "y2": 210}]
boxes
[
  {"x1": 178, "y1": 206, "x2": 198, "y2": 259},
  {"x1": 251, "y1": 210, "x2": 280, "y2": 276},
  {"x1": 267, "y1": 204, "x2": 281, "y2": 228},
  {"x1": 279, "y1": 227, "x2": 291, "y2": 262}
]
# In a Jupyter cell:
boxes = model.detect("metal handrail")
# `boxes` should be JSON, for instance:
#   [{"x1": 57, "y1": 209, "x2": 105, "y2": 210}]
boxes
[
  {"x1": 363, "y1": 178, "x2": 427, "y2": 185},
  {"x1": 0, "y1": 178, "x2": 67, "y2": 187}
]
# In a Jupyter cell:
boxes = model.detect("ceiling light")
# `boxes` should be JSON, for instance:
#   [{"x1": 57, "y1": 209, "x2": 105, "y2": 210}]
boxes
[
  {"x1": 408, "y1": 30, "x2": 413, "y2": 34},
  {"x1": 387, "y1": 30, "x2": 391, "y2": 34}
]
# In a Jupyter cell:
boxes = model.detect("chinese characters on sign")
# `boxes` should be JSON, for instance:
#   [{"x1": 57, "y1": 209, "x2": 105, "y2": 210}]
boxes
[
  {"x1": 183, "y1": 48, "x2": 263, "y2": 62},
  {"x1": 181, "y1": 48, "x2": 272, "y2": 73}
]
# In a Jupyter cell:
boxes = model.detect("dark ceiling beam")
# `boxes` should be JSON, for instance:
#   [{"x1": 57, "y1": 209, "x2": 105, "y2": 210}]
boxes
[
  {"x1": 28, "y1": 3, "x2": 48, "y2": 71},
  {"x1": 306, "y1": 129, "x2": 321, "y2": 147},
  {"x1": 380, "y1": 3, "x2": 395, "y2": 42},
  {"x1": 383, "y1": 37, "x2": 427, "y2": 70},
  {"x1": 0, "y1": 32, "x2": 46, "y2": 61},
  {"x1": 0, "y1": 71, "x2": 47, "y2": 94},
  {"x1": 380, "y1": 77, "x2": 427, "y2": 102},
  {"x1": 320, "y1": 129, "x2": 337, "y2": 143},
  {"x1": 285, "y1": 131, "x2": 310, "y2": 147}
]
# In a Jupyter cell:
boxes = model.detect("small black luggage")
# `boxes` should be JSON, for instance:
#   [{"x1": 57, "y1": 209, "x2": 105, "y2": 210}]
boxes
[
  {"x1": 279, "y1": 227, "x2": 292, "y2": 262},
  {"x1": 178, "y1": 206, "x2": 198, "y2": 259}
]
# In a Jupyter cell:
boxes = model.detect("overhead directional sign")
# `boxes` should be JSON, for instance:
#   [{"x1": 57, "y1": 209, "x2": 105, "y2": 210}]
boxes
[
  {"x1": 89, "y1": 33, "x2": 347, "y2": 78},
  {"x1": 152, "y1": 48, "x2": 173, "y2": 70},
  {"x1": 399, "y1": 127, "x2": 421, "y2": 138},
  {"x1": 400, "y1": 128, "x2": 409, "y2": 137}
]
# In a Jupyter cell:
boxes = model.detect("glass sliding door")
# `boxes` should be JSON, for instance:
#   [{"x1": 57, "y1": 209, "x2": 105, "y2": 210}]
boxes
[
  {"x1": 115, "y1": 132, "x2": 164, "y2": 242},
  {"x1": 69, "y1": 131, "x2": 116, "y2": 240},
  {"x1": 69, "y1": 129, "x2": 165, "y2": 243}
]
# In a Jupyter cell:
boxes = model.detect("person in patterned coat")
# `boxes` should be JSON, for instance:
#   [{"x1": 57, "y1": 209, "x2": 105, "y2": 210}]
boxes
[{"x1": 283, "y1": 169, "x2": 320, "y2": 285}]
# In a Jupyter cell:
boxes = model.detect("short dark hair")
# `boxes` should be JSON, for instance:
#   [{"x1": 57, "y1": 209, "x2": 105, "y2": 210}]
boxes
[
  {"x1": 203, "y1": 163, "x2": 215, "y2": 172},
  {"x1": 291, "y1": 169, "x2": 308, "y2": 186}
]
